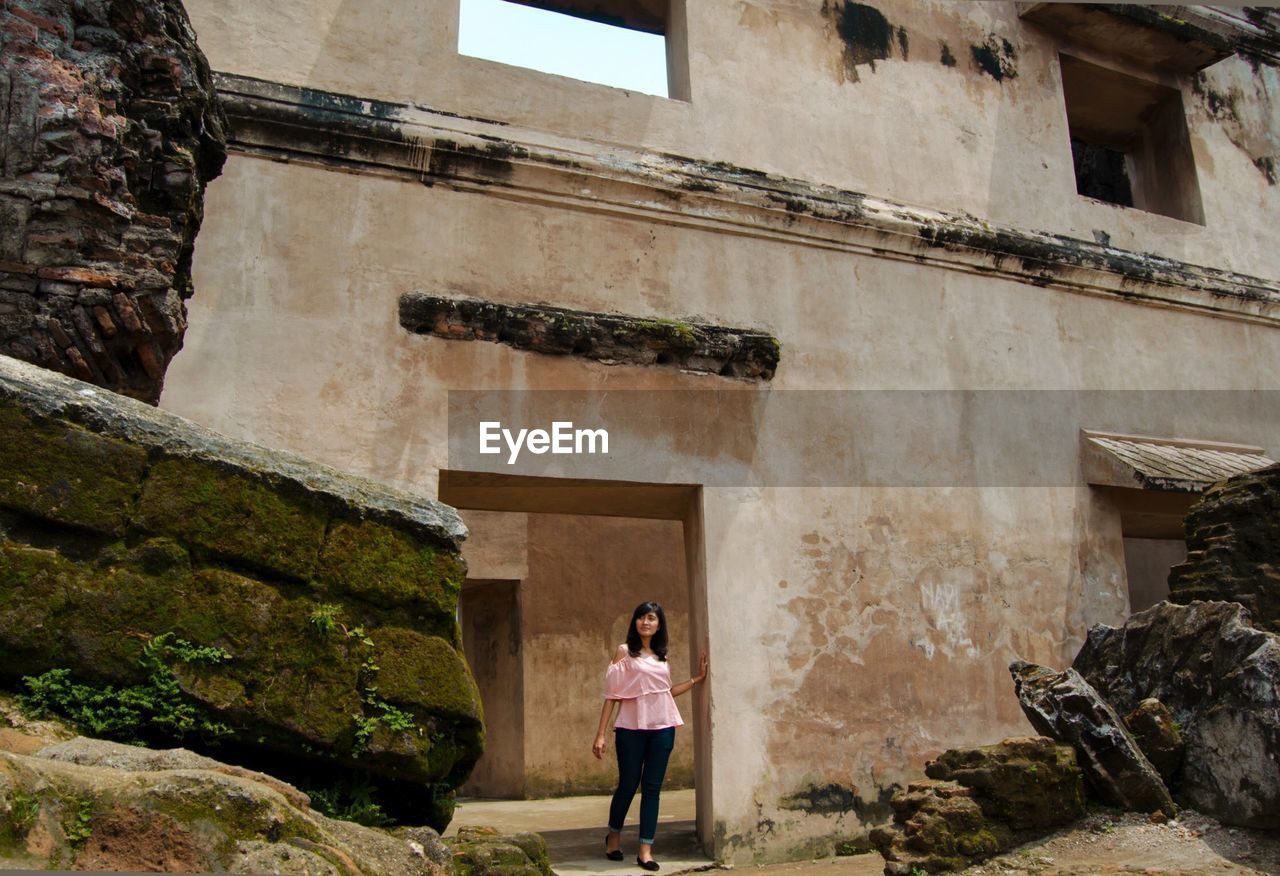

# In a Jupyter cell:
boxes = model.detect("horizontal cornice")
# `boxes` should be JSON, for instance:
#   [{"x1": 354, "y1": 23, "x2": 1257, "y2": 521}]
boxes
[{"x1": 214, "y1": 72, "x2": 1280, "y2": 328}]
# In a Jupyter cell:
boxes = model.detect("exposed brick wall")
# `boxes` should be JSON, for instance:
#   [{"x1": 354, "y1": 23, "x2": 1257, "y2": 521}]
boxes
[
  {"x1": 0, "y1": 0, "x2": 225, "y2": 402},
  {"x1": 1168, "y1": 462, "x2": 1280, "y2": 633}
]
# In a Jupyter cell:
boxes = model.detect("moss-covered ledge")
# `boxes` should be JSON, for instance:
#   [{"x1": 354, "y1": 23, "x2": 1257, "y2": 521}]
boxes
[
  {"x1": 399, "y1": 294, "x2": 781, "y2": 381},
  {"x1": 0, "y1": 354, "x2": 478, "y2": 830}
]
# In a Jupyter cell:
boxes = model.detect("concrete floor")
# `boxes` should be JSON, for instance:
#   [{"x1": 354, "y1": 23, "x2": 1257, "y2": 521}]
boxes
[{"x1": 447, "y1": 789, "x2": 713, "y2": 876}]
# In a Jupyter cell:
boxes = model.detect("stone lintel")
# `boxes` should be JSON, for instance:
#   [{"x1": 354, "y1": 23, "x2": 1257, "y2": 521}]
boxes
[
  {"x1": 215, "y1": 73, "x2": 1280, "y2": 328},
  {"x1": 399, "y1": 294, "x2": 780, "y2": 380}
]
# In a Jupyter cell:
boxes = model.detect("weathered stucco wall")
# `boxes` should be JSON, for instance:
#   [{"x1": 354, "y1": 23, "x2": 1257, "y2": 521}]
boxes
[
  {"x1": 158, "y1": 0, "x2": 1280, "y2": 863},
  {"x1": 459, "y1": 512, "x2": 693, "y2": 799},
  {"x1": 178, "y1": 0, "x2": 1280, "y2": 280},
  {"x1": 520, "y1": 513, "x2": 692, "y2": 797}
]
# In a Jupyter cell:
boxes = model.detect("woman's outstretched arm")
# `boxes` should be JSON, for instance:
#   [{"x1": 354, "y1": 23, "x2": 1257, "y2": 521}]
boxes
[
  {"x1": 593, "y1": 698, "x2": 618, "y2": 759},
  {"x1": 671, "y1": 651, "x2": 709, "y2": 697}
]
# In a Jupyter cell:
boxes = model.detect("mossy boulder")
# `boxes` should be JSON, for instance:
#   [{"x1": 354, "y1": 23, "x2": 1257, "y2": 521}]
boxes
[
  {"x1": 137, "y1": 458, "x2": 327, "y2": 580},
  {"x1": 0, "y1": 735, "x2": 452, "y2": 874},
  {"x1": 876, "y1": 738, "x2": 1087, "y2": 873},
  {"x1": 446, "y1": 826, "x2": 551, "y2": 876},
  {"x1": 0, "y1": 406, "x2": 146, "y2": 536},
  {"x1": 320, "y1": 520, "x2": 465, "y2": 617},
  {"x1": 872, "y1": 781, "x2": 1008, "y2": 874},
  {"x1": 0, "y1": 355, "x2": 480, "y2": 830},
  {"x1": 924, "y1": 736, "x2": 1084, "y2": 830}
]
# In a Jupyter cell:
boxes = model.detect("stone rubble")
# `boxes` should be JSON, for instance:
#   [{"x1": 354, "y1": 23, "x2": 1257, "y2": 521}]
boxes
[{"x1": 1009, "y1": 662, "x2": 1175, "y2": 816}]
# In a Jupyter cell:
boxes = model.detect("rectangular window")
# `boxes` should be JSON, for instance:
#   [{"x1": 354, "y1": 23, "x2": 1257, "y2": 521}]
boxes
[
  {"x1": 1059, "y1": 53, "x2": 1204, "y2": 224},
  {"x1": 458, "y1": 0, "x2": 687, "y2": 100}
]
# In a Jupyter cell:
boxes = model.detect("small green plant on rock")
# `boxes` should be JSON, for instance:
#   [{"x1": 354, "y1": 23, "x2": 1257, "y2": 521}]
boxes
[
  {"x1": 309, "y1": 603, "x2": 343, "y2": 636},
  {"x1": 305, "y1": 775, "x2": 392, "y2": 827},
  {"x1": 18, "y1": 632, "x2": 232, "y2": 744},
  {"x1": 63, "y1": 797, "x2": 93, "y2": 847},
  {"x1": 1, "y1": 789, "x2": 40, "y2": 847}
]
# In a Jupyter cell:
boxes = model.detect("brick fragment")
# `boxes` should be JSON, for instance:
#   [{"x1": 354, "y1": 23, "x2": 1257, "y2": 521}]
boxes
[
  {"x1": 135, "y1": 340, "x2": 163, "y2": 379},
  {"x1": 92, "y1": 305, "x2": 117, "y2": 337},
  {"x1": 65, "y1": 345, "x2": 93, "y2": 381},
  {"x1": 37, "y1": 265, "x2": 130, "y2": 288},
  {"x1": 8, "y1": 4, "x2": 69, "y2": 38},
  {"x1": 45, "y1": 317, "x2": 73, "y2": 348},
  {"x1": 112, "y1": 292, "x2": 147, "y2": 335}
]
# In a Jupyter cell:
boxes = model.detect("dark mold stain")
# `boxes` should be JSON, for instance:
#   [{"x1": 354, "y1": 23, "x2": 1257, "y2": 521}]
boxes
[
  {"x1": 1253, "y1": 156, "x2": 1277, "y2": 185},
  {"x1": 780, "y1": 783, "x2": 858, "y2": 814},
  {"x1": 940, "y1": 42, "x2": 957, "y2": 67},
  {"x1": 835, "y1": 2, "x2": 893, "y2": 68},
  {"x1": 896, "y1": 26, "x2": 909, "y2": 61},
  {"x1": 854, "y1": 784, "x2": 899, "y2": 824},
  {"x1": 678, "y1": 177, "x2": 721, "y2": 193},
  {"x1": 970, "y1": 35, "x2": 1017, "y2": 82},
  {"x1": 426, "y1": 139, "x2": 521, "y2": 182},
  {"x1": 823, "y1": 1, "x2": 908, "y2": 80},
  {"x1": 1192, "y1": 72, "x2": 1239, "y2": 121}
]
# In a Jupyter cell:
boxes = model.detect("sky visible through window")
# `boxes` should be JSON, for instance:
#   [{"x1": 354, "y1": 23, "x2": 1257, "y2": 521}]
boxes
[{"x1": 457, "y1": 0, "x2": 669, "y2": 97}]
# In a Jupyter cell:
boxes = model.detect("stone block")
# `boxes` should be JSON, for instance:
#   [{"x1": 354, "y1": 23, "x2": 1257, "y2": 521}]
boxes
[
  {"x1": 319, "y1": 518, "x2": 465, "y2": 616},
  {"x1": 0, "y1": 405, "x2": 145, "y2": 534},
  {"x1": 0, "y1": 195, "x2": 29, "y2": 261},
  {"x1": 1169, "y1": 462, "x2": 1280, "y2": 633},
  {"x1": 448, "y1": 826, "x2": 551, "y2": 876},
  {"x1": 138, "y1": 457, "x2": 328, "y2": 581},
  {"x1": 372, "y1": 627, "x2": 482, "y2": 723},
  {"x1": 0, "y1": 354, "x2": 476, "y2": 830}
]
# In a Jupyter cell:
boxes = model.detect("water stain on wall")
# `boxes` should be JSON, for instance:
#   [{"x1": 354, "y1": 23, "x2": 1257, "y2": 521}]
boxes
[
  {"x1": 822, "y1": 1, "x2": 908, "y2": 83},
  {"x1": 970, "y1": 34, "x2": 1018, "y2": 82},
  {"x1": 1192, "y1": 62, "x2": 1280, "y2": 186}
]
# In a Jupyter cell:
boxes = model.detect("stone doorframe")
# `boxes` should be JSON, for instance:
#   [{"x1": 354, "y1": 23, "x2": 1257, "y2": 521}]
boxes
[{"x1": 439, "y1": 470, "x2": 714, "y2": 855}]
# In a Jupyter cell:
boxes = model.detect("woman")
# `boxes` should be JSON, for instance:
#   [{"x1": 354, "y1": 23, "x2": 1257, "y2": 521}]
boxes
[{"x1": 592, "y1": 601, "x2": 708, "y2": 870}]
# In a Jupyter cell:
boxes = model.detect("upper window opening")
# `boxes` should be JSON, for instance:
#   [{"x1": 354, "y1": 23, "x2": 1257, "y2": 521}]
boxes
[
  {"x1": 1059, "y1": 54, "x2": 1204, "y2": 225},
  {"x1": 458, "y1": 0, "x2": 682, "y2": 99}
]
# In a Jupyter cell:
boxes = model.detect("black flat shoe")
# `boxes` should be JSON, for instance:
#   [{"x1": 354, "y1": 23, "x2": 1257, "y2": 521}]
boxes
[
  {"x1": 637, "y1": 857, "x2": 660, "y2": 871},
  {"x1": 604, "y1": 836, "x2": 622, "y2": 861}
]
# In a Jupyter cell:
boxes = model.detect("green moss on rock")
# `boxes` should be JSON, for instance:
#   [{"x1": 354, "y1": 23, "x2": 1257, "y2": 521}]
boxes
[
  {"x1": 371, "y1": 628, "x2": 481, "y2": 723},
  {"x1": 925, "y1": 736, "x2": 1084, "y2": 831},
  {"x1": 0, "y1": 407, "x2": 146, "y2": 535},
  {"x1": 448, "y1": 826, "x2": 552, "y2": 876},
  {"x1": 319, "y1": 520, "x2": 464, "y2": 616},
  {"x1": 137, "y1": 458, "x2": 327, "y2": 581}
]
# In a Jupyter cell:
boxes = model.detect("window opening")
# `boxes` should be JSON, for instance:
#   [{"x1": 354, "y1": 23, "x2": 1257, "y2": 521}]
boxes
[
  {"x1": 1059, "y1": 53, "x2": 1204, "y2": 224},
  {"x1": 458, "y1": 0, "x2": 675, "y2": 98}
]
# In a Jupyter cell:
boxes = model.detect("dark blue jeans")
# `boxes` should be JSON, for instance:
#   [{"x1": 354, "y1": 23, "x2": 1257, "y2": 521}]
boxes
[{"x1": 608, "y1": 726, "x2": 675, "y2": 845}]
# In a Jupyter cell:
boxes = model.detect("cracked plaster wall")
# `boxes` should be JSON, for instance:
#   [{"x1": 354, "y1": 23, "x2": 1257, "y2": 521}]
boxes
[{"x1": 179, "y1": 0, "x2": 1280, "y2": 279}]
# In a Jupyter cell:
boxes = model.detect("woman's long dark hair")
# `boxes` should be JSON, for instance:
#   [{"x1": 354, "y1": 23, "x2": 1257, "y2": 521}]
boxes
[{"x1": 626, "y1": 601, "x2": 668, "y2": 661}]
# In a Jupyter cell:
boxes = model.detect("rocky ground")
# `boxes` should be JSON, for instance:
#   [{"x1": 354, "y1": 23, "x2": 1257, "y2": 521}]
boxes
[
  {"x1": 958, "y1": 811, "x2": 1280, "y2": 875},
  {"x1": 740, "y1": 813, "x2": 1280, "y2": 876}
]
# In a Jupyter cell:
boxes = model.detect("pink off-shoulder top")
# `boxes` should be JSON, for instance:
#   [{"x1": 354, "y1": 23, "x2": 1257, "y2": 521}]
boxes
[{"x1": 604, "y1": 648, "x2": 684, "y2": 731}]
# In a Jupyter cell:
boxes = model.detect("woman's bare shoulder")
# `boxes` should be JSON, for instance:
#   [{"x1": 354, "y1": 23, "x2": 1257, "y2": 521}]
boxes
[{"x1": 611, "y1": 643, "x2": 630, "y2": 664}]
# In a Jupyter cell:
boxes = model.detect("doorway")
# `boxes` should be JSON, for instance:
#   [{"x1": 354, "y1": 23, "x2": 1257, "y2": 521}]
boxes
[{"x1": 440, "y1": 471, "x2": 712, "y2": 855}]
